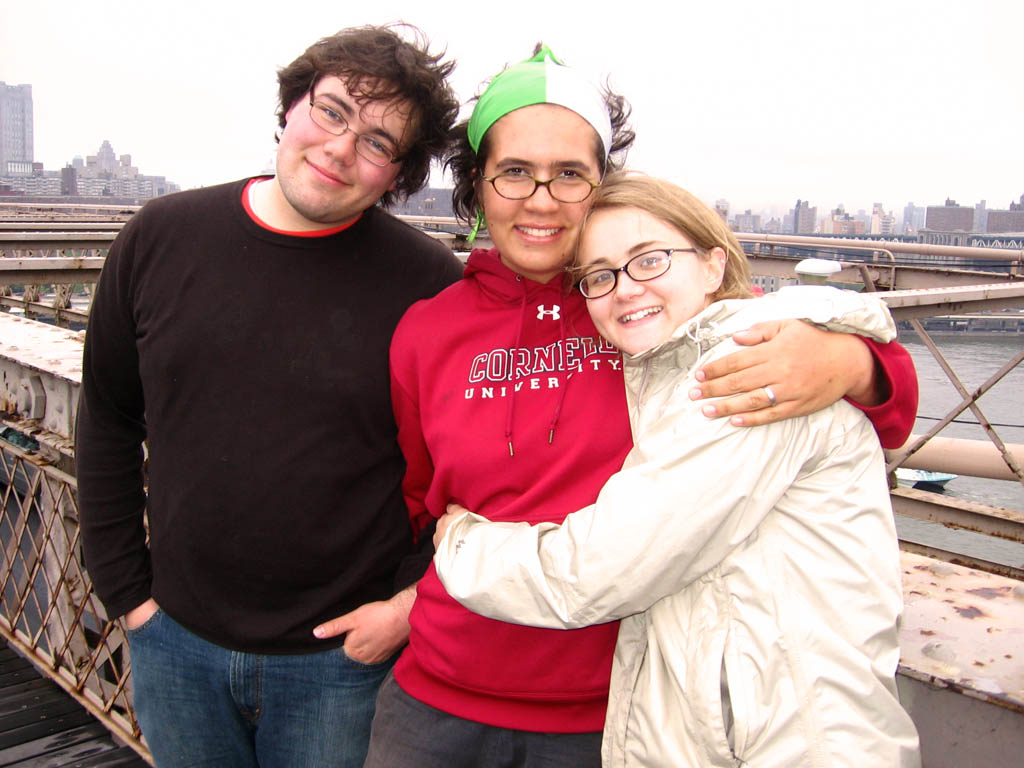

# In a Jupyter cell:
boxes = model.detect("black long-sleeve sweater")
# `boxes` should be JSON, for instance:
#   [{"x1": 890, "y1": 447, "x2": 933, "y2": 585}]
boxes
[{"x1": 75, "y1": 179, "x2": 463, "y2": 653}]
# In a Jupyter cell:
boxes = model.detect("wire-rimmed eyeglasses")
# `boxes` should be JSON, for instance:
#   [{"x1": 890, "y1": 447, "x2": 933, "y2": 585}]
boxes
[
  {"x1": 483, "y1": 171, "x2": 599, "y2": 204},
  {"x1": 577, "y1": 248, "x2": 698, "y2": 299},
  {"x1": 308, "y1": 93, "x2": 401, "y2": 167}
]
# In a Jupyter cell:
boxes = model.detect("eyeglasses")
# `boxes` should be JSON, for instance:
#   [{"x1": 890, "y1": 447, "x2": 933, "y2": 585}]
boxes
[
  {"x1": 308, "y1": 94, "x2": 401, "y2": 167},
  {"x1": 577, "y1": 248, "x2": 698, "y2": 299},
  {"x1": 483, "y1": 171, "x2": 599, "y2": 204}
]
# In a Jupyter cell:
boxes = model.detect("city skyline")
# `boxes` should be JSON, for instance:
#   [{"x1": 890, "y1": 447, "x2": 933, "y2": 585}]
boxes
[
  {"x1": 4, "y1": 118, "x2": 1019, "y2": 236},
  {"x1": 2, "y1": 101, "x2": 1018, "y2": 234},
  {"x1": 0, "y1": 122, "x2": 181, "y2": 198},
  {"x1": 2, "y1": 0, "x2": 1021, "y2": 214}
]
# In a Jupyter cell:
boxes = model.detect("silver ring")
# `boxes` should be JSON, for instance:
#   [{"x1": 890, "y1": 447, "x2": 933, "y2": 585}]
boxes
[{"x1": 763, "y1": 386, "x2": 777, "y2": 407}]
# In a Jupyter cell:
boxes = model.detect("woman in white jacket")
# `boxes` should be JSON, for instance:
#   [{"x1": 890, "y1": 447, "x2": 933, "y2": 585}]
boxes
[{"x1": 433, "y1": 173, "x2": 920, "y2": 768}]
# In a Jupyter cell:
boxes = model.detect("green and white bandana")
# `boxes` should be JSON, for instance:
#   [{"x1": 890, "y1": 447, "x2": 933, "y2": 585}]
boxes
[{"x1": 467, "y1": 45, "x2": 612, "y2": 159}]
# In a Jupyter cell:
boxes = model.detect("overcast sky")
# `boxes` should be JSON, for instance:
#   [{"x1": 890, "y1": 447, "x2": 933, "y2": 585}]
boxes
[{"x1": 3, "y1": 0, "x2": 1020, "y2": 218}]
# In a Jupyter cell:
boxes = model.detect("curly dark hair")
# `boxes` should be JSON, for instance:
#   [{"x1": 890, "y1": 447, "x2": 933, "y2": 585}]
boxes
[
  {"x1": 276, "y1": 24, "x2": 458, "y2": 207},
  {"x1": 444, "y1": 52, "x2": 635, "y2": 224}
]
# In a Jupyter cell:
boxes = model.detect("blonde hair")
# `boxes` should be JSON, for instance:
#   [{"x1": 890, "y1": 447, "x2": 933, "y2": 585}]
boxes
[{"x1": 576, "y1": 171, "x2": 753, "y2": 301}]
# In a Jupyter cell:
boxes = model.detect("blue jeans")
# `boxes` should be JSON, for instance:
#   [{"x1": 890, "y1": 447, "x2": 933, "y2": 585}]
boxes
[{"x1": 128, "y1": 609, "x2": 394, "y2": 768}]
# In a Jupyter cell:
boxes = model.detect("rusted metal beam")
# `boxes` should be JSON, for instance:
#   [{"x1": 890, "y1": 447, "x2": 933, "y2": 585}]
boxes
[
  {"x1": 0, "y1": 222, "x2": 127, "y2": 232},
  {"x1": 898, "y1": 550, "x2": 1024, "y2": 711},
  {"x1": 0, "y1": 233, "x2": 117, "y2": 251},
  {"x1": 0, "y1": 298, "x2": 90, "y2": 323},
  {"x1": 891, "y1": 486, "x2": 1024, "y2": 545},
  {"x1": 0, "y1": 257, "x2": 105, "y2": 285},
  {"x1": 898, "y1": 540, "x2": 1024, "y2": 581},
  {"x1": 0, "y1": 202, "x2": 140, "y2": 215}
]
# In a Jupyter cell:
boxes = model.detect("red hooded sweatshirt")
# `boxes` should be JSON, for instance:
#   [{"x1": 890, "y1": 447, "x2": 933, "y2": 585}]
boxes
[
  {"x1": 388, "y1": 249, "x2": 917, "y2": 733},
  {"x1": 390, "y1": 250, "x2": 632, "y2": 731}
]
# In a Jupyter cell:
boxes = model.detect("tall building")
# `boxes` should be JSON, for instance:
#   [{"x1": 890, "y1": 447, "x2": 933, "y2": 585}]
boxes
[
  {"x1": 925, "y1": 199, "x2": 974, "y2": 232},
  {"x1": 986, "y1": 210, "x2": 1024, "y2": 233},
  {"x1": 902, "y1": 202, "x2": 926, "y2": 234},
  {"x1": 985, "y1": 196, "x2": 1024, "y2": 233},
  {"x1": 86, "y1": 140, "x2": 118, "y2": 175},
  {"x1": 0, "y1": 82, "x2": 33, "y2": 176},
  {"x1": 714, "y1": 199, "x2": 729, "y2": 223},
  {"x1": 732, "y1": 209, "x2": 761, "y2": 233},
  {"x1": 791, "y1": 199, "x2": 816, "y2": 234},
  {"x1": 870, "y1": 203, "x2": 895, "y2": 235},
  {"x1": 973, "y1": 200, "x2": 988, "y2": 233},
  {"x1": 60, "y1": 164, "x2": 77, "y2": 196}
]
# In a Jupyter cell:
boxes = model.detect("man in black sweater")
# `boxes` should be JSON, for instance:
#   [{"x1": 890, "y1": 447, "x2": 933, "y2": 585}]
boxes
[{"x1": 75, "y1": 25, "x2": 463, "y2": 768}]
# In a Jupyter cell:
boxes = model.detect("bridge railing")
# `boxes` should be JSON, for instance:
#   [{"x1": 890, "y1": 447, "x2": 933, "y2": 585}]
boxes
[
  {"x1": 0, "y1": 437, "x2": 141, "y2": 754},
  {"x1": 0, "y1": 315, "x2": 144, "y2": 759},
  {"x1": 879, "y1": 285, "x2": 1024, "y2": 580},
  {"x1": 724, "y1": 230, "x2": 1024, "y2": 578}
]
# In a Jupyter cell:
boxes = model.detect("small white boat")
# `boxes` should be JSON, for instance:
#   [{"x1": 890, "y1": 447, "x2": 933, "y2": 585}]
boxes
[{"x1": 895, "y1": 468, "x2": 958, "y2": 489}]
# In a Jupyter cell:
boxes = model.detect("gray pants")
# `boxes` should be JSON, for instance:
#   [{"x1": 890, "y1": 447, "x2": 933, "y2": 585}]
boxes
[{"x1": 364, "y1": 672, "x2": 602, "y2": 768}]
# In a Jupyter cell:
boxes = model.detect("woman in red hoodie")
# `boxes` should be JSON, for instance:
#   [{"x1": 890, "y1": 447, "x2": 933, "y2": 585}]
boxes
[{"x1": 362, "y1": 45, "x2": 917, "y2": 768}]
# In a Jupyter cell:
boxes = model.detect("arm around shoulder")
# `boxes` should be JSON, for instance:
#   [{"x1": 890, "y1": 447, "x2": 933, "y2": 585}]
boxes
[{"x1": 435, "y1": 398, "x2": 815, "y2": 629}]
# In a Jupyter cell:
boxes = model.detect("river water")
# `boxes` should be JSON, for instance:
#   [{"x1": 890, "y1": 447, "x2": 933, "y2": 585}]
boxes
[{"x1": 894, "y1": 332, "x2": 1024, "y2": 569}]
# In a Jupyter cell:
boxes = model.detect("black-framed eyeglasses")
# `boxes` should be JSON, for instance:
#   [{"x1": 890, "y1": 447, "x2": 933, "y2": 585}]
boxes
[
  {"x1": 483, "y1": 171, "x2": 599, "y2": 204},
  {"x1": 577, "y1": 248, "x2": 698, "y2": 299},
  {"x1": 308, "y1": 93, "x2": 401, "y2": 167}
]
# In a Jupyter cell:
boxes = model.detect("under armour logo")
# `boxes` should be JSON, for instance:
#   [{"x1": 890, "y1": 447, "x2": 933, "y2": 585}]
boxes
[{"x1": 537, "y1": 304, "x2": 561, "y2": 320}]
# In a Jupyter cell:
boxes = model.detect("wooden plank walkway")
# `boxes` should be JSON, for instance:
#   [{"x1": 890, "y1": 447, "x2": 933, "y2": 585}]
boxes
[{"x1": 0, "y1": 646, "x2": 147, "y2": 767}]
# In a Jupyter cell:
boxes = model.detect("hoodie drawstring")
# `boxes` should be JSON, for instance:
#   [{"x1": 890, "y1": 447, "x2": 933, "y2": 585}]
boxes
[
  {"x1": 503, "y1": 281, "x2": 573, "y2": 455},
  {"x1": 546, "y1": 310, "x2": 569, "y2": 446},
  {"x1": 504, "y1": 285, "x2": 529, "y2": 456}
]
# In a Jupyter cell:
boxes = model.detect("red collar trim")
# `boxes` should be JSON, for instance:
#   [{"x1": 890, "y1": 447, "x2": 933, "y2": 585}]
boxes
[{"x1": 241, "y1": 178, "x2": 360, "y2": 236}]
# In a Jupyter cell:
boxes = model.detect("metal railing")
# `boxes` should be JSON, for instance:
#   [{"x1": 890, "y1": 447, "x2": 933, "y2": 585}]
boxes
[
  {"x1": 0, "y1": 432, "x2": 144, "y2": 759},
  {"x1": 734, "y1": 235, "x2": 1024, "y2": 579},
  {"x1": 0, "y1": 305, "x2": 147, "y2": 758}
]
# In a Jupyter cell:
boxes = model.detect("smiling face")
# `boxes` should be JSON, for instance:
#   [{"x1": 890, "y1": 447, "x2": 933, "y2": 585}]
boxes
[
  {"x1": 578, "y1": 206, "x2": 727, "y2": 355},
  {"x1": 265, "y1": 75, "x2": 412, "y2": 231},
  {"x1": 478, "y1": 104, "x2": 603, "y2": 284}
]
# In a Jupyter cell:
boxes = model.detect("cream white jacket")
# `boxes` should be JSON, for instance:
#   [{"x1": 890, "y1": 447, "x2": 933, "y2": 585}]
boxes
[{"x1": 435, "y1": 286, "x2": 921, "y2": 767}]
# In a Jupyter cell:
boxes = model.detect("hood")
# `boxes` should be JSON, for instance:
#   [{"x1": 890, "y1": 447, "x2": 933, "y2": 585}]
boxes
[{"x1": 464, "y1": 248, "x2": 572, "y2": 305}]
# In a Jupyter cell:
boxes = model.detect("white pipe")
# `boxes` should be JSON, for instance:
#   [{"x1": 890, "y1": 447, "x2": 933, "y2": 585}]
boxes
[{"x1": 887, "y1": 435, "x2": 1024, "y2": 481}]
